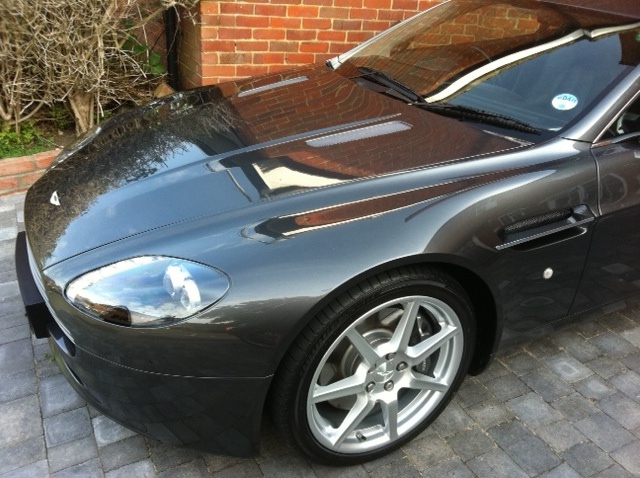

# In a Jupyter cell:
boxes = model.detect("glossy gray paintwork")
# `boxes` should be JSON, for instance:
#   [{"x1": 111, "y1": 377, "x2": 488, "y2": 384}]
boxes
[{"x1": 19, "y1": 1, "x2": 640, "y2": 456}]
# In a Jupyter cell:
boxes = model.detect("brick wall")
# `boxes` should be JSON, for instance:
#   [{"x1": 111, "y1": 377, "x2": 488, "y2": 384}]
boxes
[
  {"x1": 0, "y1": 150, "x2": 60, "y2": 196},
  {"x1": 179, "y1": 0, "x2": 440, "y2": 88}
]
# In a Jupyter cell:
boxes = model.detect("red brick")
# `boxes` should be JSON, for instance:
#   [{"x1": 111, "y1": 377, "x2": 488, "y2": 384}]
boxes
[
  {"x1": 236, "y1": 15, "x2": 270, "y2": 28},
  {"x1": 255, "y1": 4, "x2": 287, "y2": 16},
  {"x1": 201, "y1": 40, "x2": 236, "y2": 52},
  {"x1": 235, "y1": 40, "x2": 270, "y2": 51},
  {"x1": 253, "y1": 52, "x2": 285, "y2": 64},
  {"x1": 320, "y1": 7, "x2": 350, "y2": 19},
  {"x1": 34, "y1": 150, "x2": 60, "y2": 169},
  {"x1": 333, "y1": 19, "x2": 362, "y2": 30},
  {"x1": 269, "y1": 41, "x2": 299, "y2": 52},
  {"x1": 335, "y1": 0, "x2": 363, "y2": 6},
  {"x1": 287, "y1": 30, "x2": 316, "y2": 41},
  {"x1": 377, "y1": 9, "x2": 405, "y2": 21},
  {"x1": 270, "y1": 17, "x2": 301, "y2": 28},
  {"x1": 202, "y1": 64, "x2": 237, "y2": 77},
  {"x1": 364, "y1": 0, "x2": 391, "y2": 7},
  {"x1": 218, "y1": 28, "x2": 252, "y2": 39},
  {"x1": 18, "y1": 172, "x2": 43, "y2": 188},
  {"x1": 285, "y1": 52, "x2": 316, "y2": 64},
  {"x1": 300, "y1": 41, "x2": 329, "y2": 53},
  {"x1": 254, "y1": 29, "x2": 286, "y2": 40},
  {"x1": 318, "y1": 30, "x2": 347, "y2": 41},
  {"x1": 302, "y1": 17, "x2": 332, "y2": 29},
  {"x1": 219, "y1": 2, "x2": 254, "y2": 14},
  {"x1": 0, "y1": 156, "x2": 35, "y2": 176},
  {"x1": 219, "y1": 52, "x2": 251, "y2": 64},
  {"x1": 0, "y1": 176, "x2": 19, "y2": 191},
  {"x1": 199, "y1": 1, "x2": 219, "y2": 15},
  {"x1": 236, "y1": 64, "x2": 270, "y2": 76},
  {"x1": 350, "y1": 8, "x2": 378, "y2": 20},
  {"x1": 288, "y1": 5, "x2": 319, "y2": 17},
  {"x1": 392, "y1": 0, "x2": 419, "y2": 9},
  {"x1": 347, "y1": 31, "x2": 371, "y2": 42},
  {"x1": 363, "y1": 20, "x2": 392, "y2": 31}
]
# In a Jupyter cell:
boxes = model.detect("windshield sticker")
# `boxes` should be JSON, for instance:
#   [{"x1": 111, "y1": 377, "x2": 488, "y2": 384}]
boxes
[{"x1": 552, "y1": 93, "x2": 578, "y2": 111}]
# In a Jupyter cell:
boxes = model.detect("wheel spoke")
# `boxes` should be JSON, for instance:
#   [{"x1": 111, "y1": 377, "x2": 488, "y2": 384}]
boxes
[
  {"x1": 346, "y1": 329, "x2": 381, "y2": 367},
  {"x1": 407, "y1": 372, "x2": 449, "y2": 392},
  {"x1": 407, "y1": 324, "x2": 459, "y2": 364},
  {"x1": 381, "y1": 399, "x2": 399, "y2": 440},
  {"x1": 386, "y1": 300, "x2": 421, "y2": 352},
  {"x1": 331, "y1": 396, "x2": 376, "y2": 447},
  {"x1": 312, "y1": 371, "x2": 366, "y2": 404}
]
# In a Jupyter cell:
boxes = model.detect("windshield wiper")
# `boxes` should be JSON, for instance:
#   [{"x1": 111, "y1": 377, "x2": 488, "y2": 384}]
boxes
[
  {"x1": 355, "y1": 67, "x2": 425, "y2": 104},
  {"x1": 412, "y1": 102, "x2": 541, "y2": 135}
]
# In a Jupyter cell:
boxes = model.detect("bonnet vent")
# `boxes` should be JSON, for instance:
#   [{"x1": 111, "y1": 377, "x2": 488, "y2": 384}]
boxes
[
  {"x1": 238, "y1": 76, "x2": 309, "y2": 97},
  {"x1": 306, "y1": 121, "x2": 412, "y2": 147}
]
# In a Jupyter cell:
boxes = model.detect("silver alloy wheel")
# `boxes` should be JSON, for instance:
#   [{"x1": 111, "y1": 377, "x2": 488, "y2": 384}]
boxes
[{"x1": 306, "y1": 295, "x2": 464, "y2": 453}]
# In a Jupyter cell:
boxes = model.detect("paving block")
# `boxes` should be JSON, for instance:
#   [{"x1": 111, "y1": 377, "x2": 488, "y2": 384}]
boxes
[
  {"x1": 50, "y1": 458, "x2": 103, "y2": 478},
  {"x1": 0, "y1": 395, "x2": 43, "y2": 447},
  {"x1": 447, "y1": 426, "x2": 496, "y2": 462},
  {"x1": 466, "y1": 449, "x2": 528, "y2": 478},
  {"x1": 466, "y1": 399, "x2": 514, "y2": 430},
  {"x1": 40, "y1": 373, "x2": 86, "y2": 418},
  {"x1": 258, "y1": 453, "x2": 316, "y2": 478},
  {"x1": 485, "y1": 373, "x2": 531, "y2": 402},
  {"x1": 506, "y1": 392, "x2": 561, "y2": 429},
  {"x1": 0, "y1": 436, "x2": 46, "y2": 475},
  {"x1": 562, "y1": 442, "x2": 614, "y2": 476},
  {"x1": 99, "y1": 435, "x2": 149, "y2": 473},
  {"x1": 44, "y1": 407, "x2": 92, "y2": 448},
  {"x1": 535, "y1": 420, "x2": 586, "y2": 454},
  {"x1": 0, "y1": 370, "x2": 36, "y2": 404},
  {"x1": 106, "y1": 459, "x2": 156, "y2": 478},
  {"x1": 91, "y1": 415, "x2": 137, "y2": 447},
  {"x1": 157, "y1": 458, "x2": 210, "y2": 478},
  {"x1": 0, "y1": 339, "x2": 34, "y2": 378},
  {"x1": 521, "y1": 367, "x2": 573, "y2": 402},
  {"x1": 544, "y1": 354, "x2": 593, "y2": 383},
  {"x1": 431, "y1": 400, "x2": 475, "y2": 437},
  {"x1": 48, "y1": 436, "x2": 98, "y2": 474}
]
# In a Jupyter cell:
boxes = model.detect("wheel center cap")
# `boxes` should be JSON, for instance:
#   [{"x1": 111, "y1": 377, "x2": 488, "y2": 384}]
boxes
[{"x1": 373, "y1": 362, "x2": 394, "y2": 382}]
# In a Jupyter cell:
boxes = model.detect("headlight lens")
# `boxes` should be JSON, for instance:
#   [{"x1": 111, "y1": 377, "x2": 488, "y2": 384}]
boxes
[{"x1": 66, "y1": 257, "x2": 229, "y2": 327}]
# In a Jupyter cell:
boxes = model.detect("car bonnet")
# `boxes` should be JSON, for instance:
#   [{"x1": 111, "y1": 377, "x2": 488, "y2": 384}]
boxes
[{"x1": 24, "y1": 64, "x2": 522, "y2": 269}]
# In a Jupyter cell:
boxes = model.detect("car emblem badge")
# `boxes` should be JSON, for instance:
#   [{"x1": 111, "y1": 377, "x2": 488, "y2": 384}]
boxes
[{"x1": 50, "y1": 191, "x2": 60, "y2": 206}]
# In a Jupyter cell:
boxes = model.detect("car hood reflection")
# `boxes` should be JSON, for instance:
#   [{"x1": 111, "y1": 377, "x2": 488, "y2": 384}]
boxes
[{"x1": 25, "y1": 64, "x2": 522, "y2": 269}]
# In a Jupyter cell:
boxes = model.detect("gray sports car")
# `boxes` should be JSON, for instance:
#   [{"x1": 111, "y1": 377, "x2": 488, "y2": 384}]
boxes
[{"x1": 15, "y1": 0, "x2": 640, "y2": 465}]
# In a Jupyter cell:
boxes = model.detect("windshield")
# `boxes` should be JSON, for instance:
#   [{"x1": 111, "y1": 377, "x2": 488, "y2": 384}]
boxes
[{"x1": 336, "y1": 0, "x2": 640, "y2": 132}]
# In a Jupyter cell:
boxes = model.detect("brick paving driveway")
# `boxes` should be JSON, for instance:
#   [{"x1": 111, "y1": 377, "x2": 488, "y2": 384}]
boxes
[{"x1": 1, "y1": 191, "x2": 640, "y2": 477}]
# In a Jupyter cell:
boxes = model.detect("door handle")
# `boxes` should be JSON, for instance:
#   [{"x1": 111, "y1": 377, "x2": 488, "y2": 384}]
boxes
[{"x1": 496, "y1": 204, "x2": 594, "y2": 251}]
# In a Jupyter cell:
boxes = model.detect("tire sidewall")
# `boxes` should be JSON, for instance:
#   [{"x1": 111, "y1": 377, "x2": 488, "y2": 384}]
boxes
[{"x1": 290, "y1": 273, "x2": 476, "y2": 465}]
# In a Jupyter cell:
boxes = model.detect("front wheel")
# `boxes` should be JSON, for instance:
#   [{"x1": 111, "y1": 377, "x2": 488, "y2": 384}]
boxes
[{"x1": 270, "y1": 267, "x2": 476, "y2": 465}]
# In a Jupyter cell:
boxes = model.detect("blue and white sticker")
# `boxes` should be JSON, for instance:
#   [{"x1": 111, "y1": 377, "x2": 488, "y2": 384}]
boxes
[{"x1": 552, "y1": 93, "x2": 578, "y2": 111}]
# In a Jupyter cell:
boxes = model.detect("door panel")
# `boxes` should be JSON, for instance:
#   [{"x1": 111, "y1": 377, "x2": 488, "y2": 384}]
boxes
[{"x1": 572, "y1": 104, "x2": 640, "y2": 313}]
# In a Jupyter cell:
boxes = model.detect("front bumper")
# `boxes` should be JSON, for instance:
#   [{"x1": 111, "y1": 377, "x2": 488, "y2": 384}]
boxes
[{"x1": 14, "y1": 231, "x2": 270, "y2": 456}]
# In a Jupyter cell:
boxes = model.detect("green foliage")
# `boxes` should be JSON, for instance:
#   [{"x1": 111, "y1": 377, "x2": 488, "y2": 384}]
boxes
[
  {"x1": 0, "y1": 121, "x2": 51, "y2": 158},
  {"x1": 49, "y1": 103, "x2": 74, "y2": 131},
  {"x1": 122, "y1": 35, "x2": 166, "y2": 76}
]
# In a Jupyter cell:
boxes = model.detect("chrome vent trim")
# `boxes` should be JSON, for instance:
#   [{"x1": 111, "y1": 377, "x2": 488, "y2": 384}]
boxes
[
  {"x1": 306, "y1": 121, "x2": 412, "y2": 147},
  {"x1": 238, "y1": 76, "x2": 309, "y2": 97}
]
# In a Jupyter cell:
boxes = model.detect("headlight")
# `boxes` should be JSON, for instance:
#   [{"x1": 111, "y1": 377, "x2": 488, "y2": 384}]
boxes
[{"x1": 65, "y1": 257, "x2": 229, "y2": 327}]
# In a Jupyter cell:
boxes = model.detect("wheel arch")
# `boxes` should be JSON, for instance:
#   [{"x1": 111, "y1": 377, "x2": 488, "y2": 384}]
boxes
[{"x1": 270, "y1": 254, "x2": 501, "y2": 386}]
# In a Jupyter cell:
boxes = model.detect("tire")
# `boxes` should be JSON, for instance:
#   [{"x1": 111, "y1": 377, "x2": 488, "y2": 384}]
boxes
[{"x1": 270, "y1": 266, "x2": 476, "y2": 465}]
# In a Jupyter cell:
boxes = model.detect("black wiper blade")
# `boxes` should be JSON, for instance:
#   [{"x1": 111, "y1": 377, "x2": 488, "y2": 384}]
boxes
[
  {"x1": 356, "y1": 67, "x2": 425, "y2": 104},
  {"x1": 413, "y1": 102, "x2": 541, "y2": 135}
]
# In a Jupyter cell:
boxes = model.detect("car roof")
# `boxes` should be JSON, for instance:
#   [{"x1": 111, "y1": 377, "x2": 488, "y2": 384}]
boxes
[{"x1": 542, "y1": 0, "x2": 640, "y2": 19}]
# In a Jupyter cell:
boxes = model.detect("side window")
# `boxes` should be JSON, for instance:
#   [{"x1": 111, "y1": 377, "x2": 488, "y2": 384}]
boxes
[{"x1": 603, "y1": 97, "x2": 640, "y2": 140}]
